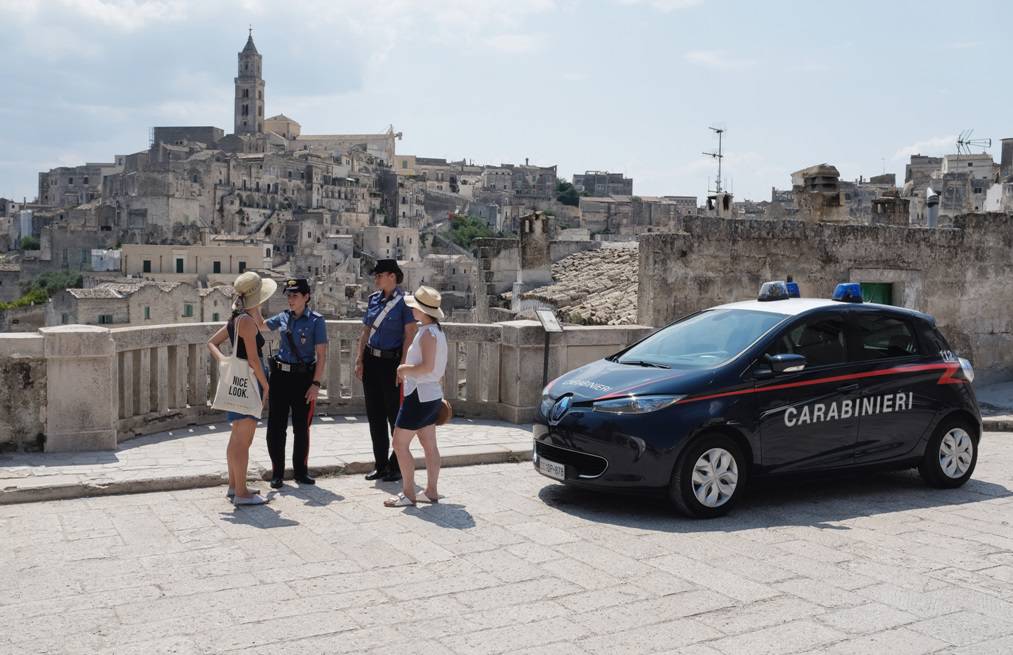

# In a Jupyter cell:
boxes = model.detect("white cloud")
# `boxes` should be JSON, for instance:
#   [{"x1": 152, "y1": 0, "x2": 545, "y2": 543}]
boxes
[
  {"x1": 487, "y1": 33, "x2": 545, "y2": 54},
  {"x1": 684, "y1": 49, "x2": 755, "y2": 70},
  {"x1": 893, "y1": 135, "x2": 956, "y2": 160},
  {"x1": 618, "y1": 0, "x2": 704, "y2": 11},
  {"x1": 2, "y1": 0, "x2": 191, "y2": 31}
]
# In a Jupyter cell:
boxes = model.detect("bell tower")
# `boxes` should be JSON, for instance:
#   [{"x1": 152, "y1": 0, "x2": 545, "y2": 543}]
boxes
[{"x1": 234, "y1": 28, "x2": 264, "y2": 135}]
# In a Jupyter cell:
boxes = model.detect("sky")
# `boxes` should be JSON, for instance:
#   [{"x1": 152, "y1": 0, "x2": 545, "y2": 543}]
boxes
[{"x1": 1, "y1": 0, "x2": 1010, "y2": 203}]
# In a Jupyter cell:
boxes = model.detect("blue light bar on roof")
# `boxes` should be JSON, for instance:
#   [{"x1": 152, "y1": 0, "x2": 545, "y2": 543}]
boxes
[
  {"x1": 758, "y1": 281, "x2": 790, "y2": 302},
  {"x1": 785, "y1": 280, "x2": 800, "y2": 298},
  {"x1": 832, "y1": 282, "x2": 863, "y2": 303}
]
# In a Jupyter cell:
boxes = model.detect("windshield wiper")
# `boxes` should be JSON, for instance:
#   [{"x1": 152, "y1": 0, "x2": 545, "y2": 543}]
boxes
[{"x1": 619, "y1": 360, "x2": 670, "y2": 369}]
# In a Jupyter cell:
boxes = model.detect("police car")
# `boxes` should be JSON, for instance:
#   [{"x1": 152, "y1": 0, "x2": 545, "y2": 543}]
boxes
[{"x1": 533, "y1": 281, "x2": 981, "y2": 518}]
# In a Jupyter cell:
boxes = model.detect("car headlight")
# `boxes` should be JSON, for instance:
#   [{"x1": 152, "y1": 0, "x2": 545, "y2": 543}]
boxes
[
  {"x1": 539, "y1": 395, "x2": 555, "y2": 417},
  {"x1": 959, "y1": 357, "x2": 975, "y2": 383},
  {"x1": 591, "y1": 395, "x2": 685, "y2": 415}
]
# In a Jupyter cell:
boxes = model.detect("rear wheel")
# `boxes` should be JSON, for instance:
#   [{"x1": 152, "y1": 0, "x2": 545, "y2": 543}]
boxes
[
  {"x1": 918, "y1": 418, "x2": 978, "y2": 488},
  {"x1": 669, "y1": 434, "x2": 747, "y2": 518}
]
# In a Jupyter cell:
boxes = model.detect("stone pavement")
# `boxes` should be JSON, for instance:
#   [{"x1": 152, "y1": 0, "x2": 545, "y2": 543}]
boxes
[
  {"x1": 3, "y1": 434, "x2": 1013, "y2": 655},
  {"x1": 0, "y1": 416, "x2": 532, "y2": 505}
]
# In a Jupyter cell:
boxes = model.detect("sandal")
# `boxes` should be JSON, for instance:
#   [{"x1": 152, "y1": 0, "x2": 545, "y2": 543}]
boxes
[
  {"x1": 419, "y1": 491, "x2": 440, "y2": 504},
  {"x1": 384, "y1": 492, "x2": 415, "y2": 507}
]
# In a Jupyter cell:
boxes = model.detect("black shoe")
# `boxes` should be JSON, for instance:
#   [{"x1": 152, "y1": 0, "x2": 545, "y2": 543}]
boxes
[
  {"x1": 294, "y1": 474, "x2": 316, "y2": 485},
  {"x1": 270, "y1": 477, "x2": 284, "y2": 489},
  {"x1": 382, "y1": 469, "x2": 402, "y2": 482},
  {"x1": 364, "y1": 469, "x2": 385, "y2": 481}
]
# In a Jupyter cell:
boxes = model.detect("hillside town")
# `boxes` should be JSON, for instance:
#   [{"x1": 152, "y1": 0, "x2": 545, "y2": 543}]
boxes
[{"x1": 4, "y1": 32, "x2": 1013, "y2": 342}]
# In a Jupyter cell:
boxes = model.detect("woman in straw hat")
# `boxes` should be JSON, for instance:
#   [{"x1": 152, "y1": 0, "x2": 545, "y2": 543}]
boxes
[
  {"x1": 384, "y1": 285, "x2": 449, "y2": 507},
  {"x1": 207, "y1": 271, "x2": 277, "y2": 506}
]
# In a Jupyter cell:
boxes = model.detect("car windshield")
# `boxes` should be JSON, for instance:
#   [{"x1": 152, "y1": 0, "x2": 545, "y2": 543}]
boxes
[{"x1": 616, "y1": 309, "x2": 788, "y2": 369}]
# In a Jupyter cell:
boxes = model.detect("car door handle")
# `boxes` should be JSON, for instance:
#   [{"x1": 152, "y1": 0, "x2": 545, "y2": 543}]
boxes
[{"x1": 837, "y1": 383, "x2": 859, "y2": 393}]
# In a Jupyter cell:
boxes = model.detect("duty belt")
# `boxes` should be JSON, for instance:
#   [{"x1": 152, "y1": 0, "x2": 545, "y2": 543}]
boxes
[
  {"x1": 271, "y1": 358, "x2": 316, "y2": 373},
  {"x1": 366, "y1": 347, "x2": 401, "y2": 360}
]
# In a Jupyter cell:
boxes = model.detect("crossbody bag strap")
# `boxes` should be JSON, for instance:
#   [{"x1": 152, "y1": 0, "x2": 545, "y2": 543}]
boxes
[
  {"x1": 368, "y1": 292, "x2": 403, "y2": 344},
  {"x1": 284, "y1": 329, "x2": 305, "y2": 364}
]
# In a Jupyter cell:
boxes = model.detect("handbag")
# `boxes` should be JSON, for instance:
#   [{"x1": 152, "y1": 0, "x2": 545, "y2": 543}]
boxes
[
  {"x1": 436, "y1": 399, "x2": 453, "y2": 426},
  {"x1": 211, "y1": 318, "x2": 263, "y2": 417}
]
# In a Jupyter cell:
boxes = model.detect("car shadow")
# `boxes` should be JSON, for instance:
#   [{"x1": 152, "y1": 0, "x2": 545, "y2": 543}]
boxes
[{"x1": 536, "y1": 470, "x2": 1013, "y2": 533}]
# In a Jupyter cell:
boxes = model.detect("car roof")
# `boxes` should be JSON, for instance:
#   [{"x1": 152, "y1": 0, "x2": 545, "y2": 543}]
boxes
[{"x1": 712, "y1": 298, "x2": 935, "y2": 323}]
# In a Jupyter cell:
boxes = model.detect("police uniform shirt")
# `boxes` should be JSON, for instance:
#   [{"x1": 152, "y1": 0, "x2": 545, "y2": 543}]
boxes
[
  {"x1": 363, "y1": 288, "x2": 415, "y2": 351},
  {"x1": 266, "y1": 309, "x2": 328, "y2": 364}
]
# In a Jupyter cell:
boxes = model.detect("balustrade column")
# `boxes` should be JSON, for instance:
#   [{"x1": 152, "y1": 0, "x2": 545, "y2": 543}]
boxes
[{"x1": 39, "y1": 325, "x2": 118, "y2": 451}]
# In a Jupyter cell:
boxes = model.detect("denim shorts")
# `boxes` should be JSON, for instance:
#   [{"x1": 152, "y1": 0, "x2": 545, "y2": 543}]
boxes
[
  {"x1": 395, "y1": 390, "x2": 442, "y2": 430},
  {"x1": 227, "y1": 367, "x2": 267, "y2": 422}
]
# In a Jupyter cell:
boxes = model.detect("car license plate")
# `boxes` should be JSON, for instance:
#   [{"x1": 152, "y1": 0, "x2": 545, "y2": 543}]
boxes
[{"x1": 538, "y1": 457, "x2": 565, "y2": 481}]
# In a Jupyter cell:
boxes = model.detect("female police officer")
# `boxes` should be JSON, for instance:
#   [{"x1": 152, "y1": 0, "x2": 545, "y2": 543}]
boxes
[
  {"x1": 354, "y1": 259, "x2": 417, "y2": 482},
  {"x1": 264, "y1": 278, "x2": 328, "y2": 489}
]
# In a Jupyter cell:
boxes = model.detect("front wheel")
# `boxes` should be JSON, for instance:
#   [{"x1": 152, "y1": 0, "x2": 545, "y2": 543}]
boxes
[
  {"x1": 669, "y1": 434, "x2": 747, "y2": 518},
  {"x1": 918, "y1": 418, "x2": 978, "y2": 488}
]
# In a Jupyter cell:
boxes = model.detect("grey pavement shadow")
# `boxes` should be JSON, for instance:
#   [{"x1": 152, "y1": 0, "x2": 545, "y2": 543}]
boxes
[
  {"x1": 536, "y1": 471, "x2": 1013, "y2": 533},
  {"x1": 117, "y1": 423, "x2": 239, "y2": 450},
  {"x1": 2, "y1": 452, "x2": 120, "y2": 467},
  {"x1": 279, "y1": 484, "x2": 345, "y2": 506},
  {"x1": 402, "y1": 502, "x2": 476, "y2": 529},
  {"x1": 219, "y1": 493, "x2": 300, "y2": 528}
]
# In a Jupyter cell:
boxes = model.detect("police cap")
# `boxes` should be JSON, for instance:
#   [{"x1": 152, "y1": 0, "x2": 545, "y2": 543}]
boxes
[
  {"x1": 369, "y1": 259, "x2": 404, "y2": 284},
  {"x1": 283, "y1": 277, "x2": 311, "y2": 295}
]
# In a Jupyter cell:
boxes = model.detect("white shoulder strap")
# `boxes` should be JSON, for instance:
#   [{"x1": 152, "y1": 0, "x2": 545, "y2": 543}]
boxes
[{"x1": 369, "y1": 292, "x2": 403, "y2": 339}]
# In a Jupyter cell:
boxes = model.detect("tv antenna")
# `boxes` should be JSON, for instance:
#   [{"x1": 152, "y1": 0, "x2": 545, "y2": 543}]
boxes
[
  {"x1": 956, "y1": 129, "x2": 991, "y2": 155},
  {"x1": 703, "y1": 126, "x2": 725, "y2": 193}
]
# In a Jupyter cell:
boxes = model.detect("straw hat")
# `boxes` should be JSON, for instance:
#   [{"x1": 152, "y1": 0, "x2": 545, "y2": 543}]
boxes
[
  {"x1": 404, "y1": 285, "x2": 445, "y2": 320},
  {"x1": 232, "y1": 271, "x2": 277, "y2": 310}
]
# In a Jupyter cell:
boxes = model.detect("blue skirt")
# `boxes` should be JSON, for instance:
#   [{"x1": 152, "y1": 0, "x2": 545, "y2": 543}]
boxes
[
  {"x1": 227, "y1": 367, "x2": 267, "y2": 422},
  {"x1": 396, "y1": 390, "x2": 442, "y2": 430}
]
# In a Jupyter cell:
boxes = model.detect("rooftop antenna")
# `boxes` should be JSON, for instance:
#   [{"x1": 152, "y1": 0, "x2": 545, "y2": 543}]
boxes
[
  {"x1": 956, "y1": 129, "x2": 991, "y2": 155},
  {"x1": 703, "y1": 126, "x2": 725, "y2": 193}
]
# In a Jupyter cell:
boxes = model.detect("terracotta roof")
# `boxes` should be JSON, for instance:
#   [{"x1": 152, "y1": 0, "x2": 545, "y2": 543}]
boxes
[{"x1": 0, "y1": 262, "x2": 20, "y2": 272}]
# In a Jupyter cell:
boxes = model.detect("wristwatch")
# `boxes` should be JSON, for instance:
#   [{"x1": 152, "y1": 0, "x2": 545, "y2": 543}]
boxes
[{"x1": 310, "y1": 380, "x2": 321, "y2": 387}]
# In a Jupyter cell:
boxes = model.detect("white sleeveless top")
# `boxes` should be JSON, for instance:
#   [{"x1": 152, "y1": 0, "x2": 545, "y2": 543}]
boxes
[{"x1": 403, "y1": 323, "x2": 448, "y2": 403}]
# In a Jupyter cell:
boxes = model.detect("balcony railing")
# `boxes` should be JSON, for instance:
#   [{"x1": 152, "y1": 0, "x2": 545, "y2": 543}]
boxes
[{"x1": 0, "y1": 320, "x2": 653, "y2": 452}]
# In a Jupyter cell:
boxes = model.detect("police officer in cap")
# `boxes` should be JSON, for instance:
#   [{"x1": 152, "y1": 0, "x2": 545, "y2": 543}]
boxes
[
  {"x1": 355, "y1": 259, "x2": 417, "y2": 481},
  {"x1": 264, "y1": 278, "x2": 329, "y2": 488}
]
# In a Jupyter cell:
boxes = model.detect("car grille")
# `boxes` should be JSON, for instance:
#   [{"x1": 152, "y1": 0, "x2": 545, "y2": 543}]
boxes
[{"x1": 536, "y1": 441, "x2": 608, "y2": 479}]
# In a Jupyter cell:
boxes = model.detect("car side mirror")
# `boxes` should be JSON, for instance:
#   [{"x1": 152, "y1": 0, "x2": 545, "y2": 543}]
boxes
[{"x1": 766, "y1": 353, "x2": 807, "y2": 374}]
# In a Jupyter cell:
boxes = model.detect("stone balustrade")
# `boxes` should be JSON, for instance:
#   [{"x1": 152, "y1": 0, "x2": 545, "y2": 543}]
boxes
[{"x1": 0, "y1": 320, "x2": 653, "y2": 452}]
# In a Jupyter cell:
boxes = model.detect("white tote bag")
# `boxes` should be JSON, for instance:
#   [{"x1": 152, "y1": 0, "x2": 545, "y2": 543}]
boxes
[{"x1": 211, "y1": 320, "x2": 263, "y2": 417}]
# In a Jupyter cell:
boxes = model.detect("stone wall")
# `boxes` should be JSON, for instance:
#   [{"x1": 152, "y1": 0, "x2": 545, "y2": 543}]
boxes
[
  {"x1": 638, "y1": 214, "x2": 1013, "y2": 382},
  {"x1": 0, "y1": 334, "x2": 46, "y2": 451}
]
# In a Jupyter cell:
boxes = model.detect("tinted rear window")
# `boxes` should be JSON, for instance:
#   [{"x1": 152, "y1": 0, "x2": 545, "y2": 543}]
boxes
[{"x1": 855, "y1": 315, "x2": 919, "y2": 360}]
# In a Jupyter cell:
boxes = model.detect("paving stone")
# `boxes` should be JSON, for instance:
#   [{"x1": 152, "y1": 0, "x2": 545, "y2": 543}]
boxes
[
  {"x1": 2, "y1": 439, "x2": 1013, "y2": 654},
  {"x1": 822, "y1": 626, "x2": 949, "y2": 655},
  {"x1": 707, "y1": 619, "x2": 845, "y2": 655}
]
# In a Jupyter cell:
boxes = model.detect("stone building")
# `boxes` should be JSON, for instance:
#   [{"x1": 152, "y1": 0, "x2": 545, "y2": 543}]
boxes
[
  {"x1": 362, "y1": 225, "x2": 420, "y2": 262},
  {"x1": 637, "y1": 214, "x2": 1013, "y2": 382},
  {"x1": 38, "y1": 162, "x2": 122, "y2": 209},
  {"x1": 572, "y1": 171, "x2": 633, "y2": 196},
  {"x1": 0, "y1": 261, "x2": 21, "y2": 303},
  {"x1": 121, "y1": 242, "x2": 270, "y2": 281},
  {"x1": 47, "y1": 281, "x2": 200, "y2": 327},
  {"x1": 791, "y1": 164, "x2": 850, "y2": 223}
]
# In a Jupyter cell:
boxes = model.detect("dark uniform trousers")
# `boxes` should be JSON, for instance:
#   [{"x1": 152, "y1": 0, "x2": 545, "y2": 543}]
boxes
[
  {"x1": 362, "y1": 350, "x2": 401, "y2": 472},
  {"x1": 267, "y1": 362, "x2": 316, "y2": 478}
]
